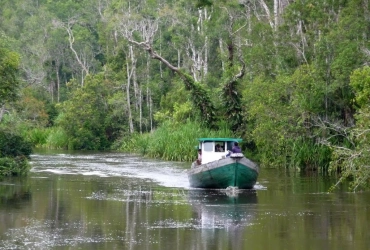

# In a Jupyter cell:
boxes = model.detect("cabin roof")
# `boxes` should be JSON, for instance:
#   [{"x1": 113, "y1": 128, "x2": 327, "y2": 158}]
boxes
[{"x1": 197, "y1": 138, "x2": 242, "y2": 143}]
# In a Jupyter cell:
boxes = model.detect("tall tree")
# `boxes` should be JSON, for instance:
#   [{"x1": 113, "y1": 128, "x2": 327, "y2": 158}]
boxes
[
  {"x1": 109, "y1": 0, "x2": 217, "y2": 128},
  {"x1": 0, "y1": 34, "x2": 20, "y2": 122},
  {"x1": 57, "y1": 74, "x2": 113, "y2": 150}
]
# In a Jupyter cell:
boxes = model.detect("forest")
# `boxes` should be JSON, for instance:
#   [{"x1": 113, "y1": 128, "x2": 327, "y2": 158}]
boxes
[{"x1": 0, "y1": 0, "x2": 369, "y2": 190}]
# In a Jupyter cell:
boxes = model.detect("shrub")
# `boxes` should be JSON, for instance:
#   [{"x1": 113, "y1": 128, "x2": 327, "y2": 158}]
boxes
[
  {"x1": 0, "y1": 129, "x2": 32, "y2": 176},
  {"x1": 0, "y1": 130, "x2": 32, "y2": 158},
  {"x1": 0, "y1": 156, "x2": 30, "y2": 176}
]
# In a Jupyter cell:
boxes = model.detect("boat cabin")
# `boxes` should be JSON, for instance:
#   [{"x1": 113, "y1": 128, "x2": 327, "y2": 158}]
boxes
[{"x1": 197, "y1": 138, "x2": 242, "y2": 164}]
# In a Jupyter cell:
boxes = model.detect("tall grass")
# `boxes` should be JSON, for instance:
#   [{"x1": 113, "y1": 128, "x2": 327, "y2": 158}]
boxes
[
  {"x1": 289, "y1": 139, "x2": 332, "y2": 172},
  {"x1": 45, "y1": 127, "x2": 69, "y2": 149},
  {"x1": 27, "y1": 127, "x2": 49, "y2": 146},
  {"x1": 24, "y1": 126, "x2": 69, "y2": 149},
  {"x1": 119, "y1": 120, "x2": 234, "y2": 162}
]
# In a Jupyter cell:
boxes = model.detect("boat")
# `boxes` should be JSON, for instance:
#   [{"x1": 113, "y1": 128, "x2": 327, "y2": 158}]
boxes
[{"x1": 187, "y1": 138, "x2": 259, "y2": 189}]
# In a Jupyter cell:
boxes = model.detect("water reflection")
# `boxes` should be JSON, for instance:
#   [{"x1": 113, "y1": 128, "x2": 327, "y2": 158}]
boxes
[
  {"x1": 188, "y1": 189, "x2": 257, "y2": 229},
  {"x1": 0, "y1": 177, "x2": 31, "y2": 210},
  {"x1": 185, "y1": 189, "x2": 257, "y2": 249}
]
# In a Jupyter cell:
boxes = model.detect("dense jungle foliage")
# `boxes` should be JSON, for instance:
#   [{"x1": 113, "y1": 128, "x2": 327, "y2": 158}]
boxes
[{"x1": 0, "y1": 0, "x2": 369, "y2": 190}]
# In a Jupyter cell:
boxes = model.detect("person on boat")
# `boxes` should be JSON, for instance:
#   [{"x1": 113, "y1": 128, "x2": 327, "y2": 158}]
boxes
[
  {"x1": 196, "y1": 149, "x2": 202, "y2": 165},
  {"x1": 231, "y1": 142, "x2": 242, "y2": 153},
  {"x1": 215, "y1": 144, "x2": 222, "y2": 152}
]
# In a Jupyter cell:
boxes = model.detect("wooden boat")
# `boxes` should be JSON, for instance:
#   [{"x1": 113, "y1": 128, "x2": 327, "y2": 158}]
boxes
[{"x1": 187, "y1": 138, "x2": 259, "y2": 189}]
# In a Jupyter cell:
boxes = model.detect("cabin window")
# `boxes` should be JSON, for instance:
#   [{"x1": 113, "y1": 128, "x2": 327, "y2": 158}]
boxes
[
  {"x1": 226, "y1": 142, "x2": 234, "y2": 151},
  {"x1": 203, "y1": 142, "x2": 214, "y2": 152},
  {"x1": 215, "y1": 142, "x2": 225, "y2": 152}
]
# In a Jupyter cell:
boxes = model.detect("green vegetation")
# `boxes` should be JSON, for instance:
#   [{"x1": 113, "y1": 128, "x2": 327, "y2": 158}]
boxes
[
  {"x1": 0, "y1": 33, "x2": 19, "y2": 112},
  {"x1": 0, "y1": 33, "x2": 32, "y2": 177},
  {"x1": 0, "y1": 129, "x2": 32, "y2": 176},
  {"x1": 0, "y1": 0, "x2": 369, "y2": 190},
  {"x1": 118, "y1": 120, "x2": 234, "y2": 162}
]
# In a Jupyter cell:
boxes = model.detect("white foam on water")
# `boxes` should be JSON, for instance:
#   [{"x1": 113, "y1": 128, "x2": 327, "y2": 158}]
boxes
[
  {"x1": 253, "y1": 183, "x2": 267, "y2": 190},
  {"x1": 133, "y1": 167, "x2": 189, "y2": 188},
  {"x1": 81, "y1": 171, "x2": 109, "y2": 177},
  {"x1": 33, "y1": 169, "x2": 75, "y2": 175},
  {"x1": 30, "y1": 152, "x2": 190, "y2": 188}
]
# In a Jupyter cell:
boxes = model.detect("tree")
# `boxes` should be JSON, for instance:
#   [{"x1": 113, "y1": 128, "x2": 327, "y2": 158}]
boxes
[
  {"x1": 0, "y1": 33, "x2": 20, "y2": 122},
  {"x1": 57, "y1": 74, "x2": 113, "y2": 150},
  {"x1": 328, "y1": 67, "x2": 370, "y2": 191},
  {"x1": 110, "y1": 2, "x2": 217, "y2": 128}
]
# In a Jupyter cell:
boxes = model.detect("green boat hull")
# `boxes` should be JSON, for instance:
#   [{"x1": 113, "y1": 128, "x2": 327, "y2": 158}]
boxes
[{"x1": 187, "y1": 156, "x2": 259, "y2": 189}]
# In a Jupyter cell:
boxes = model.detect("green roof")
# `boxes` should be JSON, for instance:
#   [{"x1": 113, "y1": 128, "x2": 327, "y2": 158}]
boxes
[{"x1": 197, "y1": 138, "x2": 242, "y2": 142}]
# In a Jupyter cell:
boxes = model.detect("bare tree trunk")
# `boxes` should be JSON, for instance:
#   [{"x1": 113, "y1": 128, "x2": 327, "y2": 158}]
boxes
[
  {"x1": 274, "y1": 0, "x2": 279, "y2": 31},
  {"x1": 289, "y1": 18, "x2": 308, "y2": 64},
  {"x1": 258, "y1": 0, "x2": 274, "y2": 29},
  {"x1": 50, "y1": 81, "x2": 54, "y2": 103},
  {"x1": 126, "y1": 46, "x2": 136, "y2": 134},
  {"x1": 53, "y1": 19, "x2": 90, "y2": 86},
  {"x1": 0, "y1": 105, "x2": 5, "y2": 122},
  {"x1": 219, "y1": 38, "x2": 225, "y2": 71},
  {"x1": 146, "y1": 55, "x2": 153, "y2": 132},
  {"x1": 177, "y1": 49, "x2": 181, "y2": 68},
  {"x1": 325, "y1": 53, "x2": 331, "y2": 121},
  {"x1": 126, "y1": 75, "x2": 134, "y2": 134},
  {"x1": 159, "y1": 28, "x2": 163, "y2": 78},
  {"x1": 130, "y1": 45, "x2": 139, "y2": 111},
  {"x1": 65, "y1": 24, "x2": 89, "y2": 85},
  {"x1": 149, "y1": 95, "x2": 153, "y2": 132},
  {"x1": 55, "y1": 61, "x2": 61, "y2": 103},
  {"x1": 204, "y1": 36, "x2": 208, "y2": 76},
  {"x1": 139, "y1": 88, "x2": 142, "y2": 133},
  {"x1": 56, "y1": 70, "x2": 60, "y2": 103}
]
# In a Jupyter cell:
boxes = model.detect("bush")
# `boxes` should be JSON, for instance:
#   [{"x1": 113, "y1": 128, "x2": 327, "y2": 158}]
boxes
[
  {"x1": 0, "y1": 156, "x2": 30, "y2": 176},
  {"x1": 0, "y1": 130, "x2": 32, "y2": 158},
  {"x1": 0, "y1": 129, "x2": 32, "y2": 176}
]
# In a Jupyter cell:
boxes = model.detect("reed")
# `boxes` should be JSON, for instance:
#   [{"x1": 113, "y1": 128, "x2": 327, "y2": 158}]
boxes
[
  {"x1": 289, "y1": 139, "x2": 332, "y2": 172},
  {"x1": 45, "y1": 127, "x2": 69, "y2": 149},
  {"x1": 27, "y1": 127, "x2": 49, "y2": 146}
]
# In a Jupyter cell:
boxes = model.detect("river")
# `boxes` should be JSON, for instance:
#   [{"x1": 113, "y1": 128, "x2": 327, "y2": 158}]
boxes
[{"x1": 0, "y1": 150, "x2": 369, "y2": 249}]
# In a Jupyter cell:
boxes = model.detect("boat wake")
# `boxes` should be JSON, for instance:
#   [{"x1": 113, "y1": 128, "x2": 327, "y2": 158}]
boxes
[{"x1": 30, "y1": 152, "x2": 189, "y2": 188}]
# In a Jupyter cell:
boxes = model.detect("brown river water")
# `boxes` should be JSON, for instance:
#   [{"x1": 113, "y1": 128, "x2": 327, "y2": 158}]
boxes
[{"x1": 0, "y1": 150, "x2": 369, "y2": 250}]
